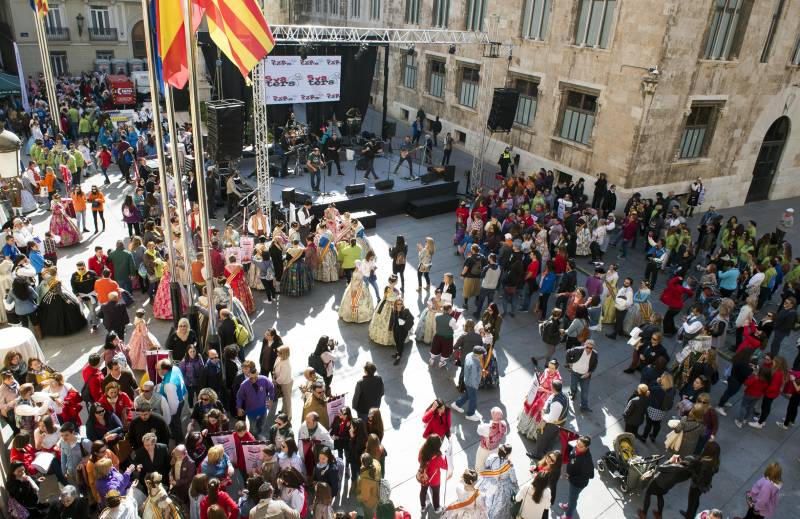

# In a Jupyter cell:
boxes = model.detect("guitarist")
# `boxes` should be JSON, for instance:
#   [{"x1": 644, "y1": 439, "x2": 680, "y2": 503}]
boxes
[
  {"x1": 393, "y1": 136, "x2": 418, "y2": 180},
  {"x1": 306, "y1": 147, "x2": 325, "y2": 193}
]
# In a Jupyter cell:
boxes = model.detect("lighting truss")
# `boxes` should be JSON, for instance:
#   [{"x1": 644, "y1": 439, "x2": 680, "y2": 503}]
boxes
[{"x1": 270, "y1": 25, "x2": 492, "y2": 45}]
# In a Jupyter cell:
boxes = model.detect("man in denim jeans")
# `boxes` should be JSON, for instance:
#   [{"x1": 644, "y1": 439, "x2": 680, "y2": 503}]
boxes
[
  {"x1": 450, "y1": 345, "x2": 484, "y2": 421},
  {"x1": 236, "y1": 360, "x2": 274, "y2": 439},
  {"x1": 566, "y1": 340, "x2": 598, "y2": 413},
  {"x1": 559, "y1": 436, "x2": 594, "y2": 519}
]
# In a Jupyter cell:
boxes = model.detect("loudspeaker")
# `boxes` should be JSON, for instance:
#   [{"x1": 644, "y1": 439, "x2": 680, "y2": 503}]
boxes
[
  {"x1": 426, "y1": 165, "x2": 456, "y2": 182},
  {"x1": 294, "y1": 191, "x2": 312, "y2": 205},
  {"x1": 206, "y1": 99, "x2": 245, "y2": 160},
  {"x1": 281, "y1": 188, "x2": 295, "y2": 206},
  {"x1": 487, "y1": 88, "x2": 519, "y2": 132},
  {"x1": 382, "y1": 121, "x2": 396, "y2": 138},
  {"x1": 375, "y1": 179, "x2": 394, "y2": 190},
  {"x1": 345, "y1": 183, "x2": 366, "y2": 195}
]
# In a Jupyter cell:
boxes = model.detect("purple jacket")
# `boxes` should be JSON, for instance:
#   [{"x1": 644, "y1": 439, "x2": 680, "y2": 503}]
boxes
[
  {"x1": 236, "y1": 375, "x2": 275, "y2": 416},
  {"x1": 179, "y1": 356, "x2": 205, "y2": 386},
  {"x1": 96, "y1": 467, "x2": 131, "y2": 507},
  {"x1": 748, "y1": 477, "x2": 781, "y2": 517},
  {"x1": 585, "y1": 275, "x2": 603, "y2": 300}
]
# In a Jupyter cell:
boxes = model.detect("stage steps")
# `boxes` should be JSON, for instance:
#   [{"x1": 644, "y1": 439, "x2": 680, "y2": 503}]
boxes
[
  {"x1": 406, "y1": 195, "x2": 460, "y2": 219},
  {"x1": 351, "y1": 210, "x2": 377, "y2": 229}
]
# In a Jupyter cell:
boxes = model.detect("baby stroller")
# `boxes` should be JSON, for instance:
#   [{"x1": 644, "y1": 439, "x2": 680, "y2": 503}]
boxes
[{"x1": 596, "y1": 433, "x2": 664, "y2": 493}]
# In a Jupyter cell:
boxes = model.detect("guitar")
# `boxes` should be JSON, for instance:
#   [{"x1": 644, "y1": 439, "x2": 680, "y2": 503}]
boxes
[{"x1": 400, "y1": 145, "x2": 425, "y2": 159}]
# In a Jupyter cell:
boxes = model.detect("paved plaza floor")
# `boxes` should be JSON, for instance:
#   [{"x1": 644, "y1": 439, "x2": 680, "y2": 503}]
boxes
[{"x1": 18, "y1": 156, "x2": 800, "y2": 518}]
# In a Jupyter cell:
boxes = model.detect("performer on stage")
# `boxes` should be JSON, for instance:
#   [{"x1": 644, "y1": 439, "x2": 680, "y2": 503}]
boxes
[
  {"x1": 393, "y1": 136, "x2": 417, "y2": 180},
  {"x1": 306, "y1": 147, "x2": 324, "y2": 193},
  {"x1": 361, "y1": 140, "x2": 379, "y2": 181},
  {"x1": 325, "y1": 133, "x2": 343, "y2": 176}
]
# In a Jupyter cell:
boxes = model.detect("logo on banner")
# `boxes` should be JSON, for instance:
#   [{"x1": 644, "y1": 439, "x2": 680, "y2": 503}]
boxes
[
  {"x1": 263, "y1": 55, "x2": 342, "y2": 105},
  {"x1": 300, "y1": 58, "x2": 321, "y2": 66},
  {"x1": 326, "y1": 58, "x2": 341, "y2": 65},
  {"x1": 265, "y1": 76, "x2": 298, "y2": 87},
  {"x1": 307, "y1": 75, "x2": 335, "y2": 86}
]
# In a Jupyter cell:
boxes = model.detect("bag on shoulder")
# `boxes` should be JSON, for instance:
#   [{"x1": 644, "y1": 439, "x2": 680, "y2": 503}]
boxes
[
  {"x1": 664, "y1": 429, "x2": 684, "y2": 452},
  {"x1": 80, "y1": 380, "x2": 93, "y2": 404},
  {"x1": 577, "y1": 320, "x2": 591, "y2": 343},
  {"x1": 232, "y1": 317, "x2": 250, "y2": 347},
  {"x1": 415, "y1": 464, "x2": 429, "y2": 485},
  {"x1": 308, "y1": 352, "x2": 326, "y2": 377},
  {"x1": 395, "y1": 250, "x2": 406, "y2": 265}
]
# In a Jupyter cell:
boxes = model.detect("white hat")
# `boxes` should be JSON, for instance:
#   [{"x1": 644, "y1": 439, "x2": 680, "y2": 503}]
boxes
[
  {"x1": 787, "y1": 208, "x2": 794, "y2": 213},
  {"x1": 504, "y1": 233, "x2": 512, "y2": 240}
]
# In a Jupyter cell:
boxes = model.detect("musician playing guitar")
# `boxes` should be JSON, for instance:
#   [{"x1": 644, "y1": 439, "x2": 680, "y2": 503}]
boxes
[
  {"x1": 306, "y1": 147, "x2": 325, "y2": 193},
  {"x1": 393, "y1": 135, "x2": 422, "y2": 180}
]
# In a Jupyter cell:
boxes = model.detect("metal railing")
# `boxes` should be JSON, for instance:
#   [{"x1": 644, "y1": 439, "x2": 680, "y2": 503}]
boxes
[
  {"x1": 45, "y1": 26, "x2": 70, "y2": 40},
  {"x1": 88, "y1": 27, "x2": 118, "y2": 41}
]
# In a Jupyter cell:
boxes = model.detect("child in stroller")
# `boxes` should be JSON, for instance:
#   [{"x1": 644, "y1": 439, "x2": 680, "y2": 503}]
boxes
[{"x1": 596, "y1": 432, "x2": 664, "y2": 493}]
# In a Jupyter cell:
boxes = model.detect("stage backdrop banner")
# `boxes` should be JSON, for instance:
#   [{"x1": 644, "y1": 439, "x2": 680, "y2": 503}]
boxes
[{"x1": 263, "y1": 56, "x2": 341, "y2": 105}]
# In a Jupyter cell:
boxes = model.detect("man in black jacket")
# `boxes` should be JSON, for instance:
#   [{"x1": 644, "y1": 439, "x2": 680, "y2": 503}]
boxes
[
  {"x1": 560, "y1": 436, "x2": 594, "y2": 519},
  {"x1": 770, "y1": 297, "x2": 797, "y2": 357},
  {"x1": 217, "y1": 309, "x2": 237, "y2": 348},
  {"x1": 390, "y1": 298, "x2": 414, "y2": 365},
  {"x1": 325, "y1": 133, "x2": 343, "y2": 176},
  {"x1": 97, "y1": 291, "x2": 130, "y2": 340},
  {"x1": 127, "y1": 402, "x2": 170, "y2": 450},
  {"x1": 71, "y1": 261, "x2": 99, "y2": 332},
  {"x1": 352, "y1": 362, "x2": 384, "y2": 420},
  {"x1": 601, "y1": 184, "x2": 617, "y2": 217}
]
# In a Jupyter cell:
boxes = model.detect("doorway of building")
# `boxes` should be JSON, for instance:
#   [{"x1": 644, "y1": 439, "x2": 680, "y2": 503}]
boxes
[
  {"x1": 745, "y1": 116, "x2": 790, "y2": 203},
  {"x1": 131, "y1": 21, "x2": 146, "y2": 59}
]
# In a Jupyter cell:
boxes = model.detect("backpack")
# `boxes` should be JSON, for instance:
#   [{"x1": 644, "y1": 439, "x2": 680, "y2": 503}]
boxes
[
  {"x1": 539, "y1": 318, "x2": 561, "y2": 345},
  {"x1": 308, "y1": 352, "x2": 327, "y2": 377},
  {"x1": 469, "y1": 255, "x2": 484, "y2": 277},
  {"x1": 576, "y1": 320, "x2": 591, "y2": 343},
  {"x1": 80, "y1": 375, "x2": 95, "y2": 404},
  {"x1": 394, "y1": 248, "x2": 406, "y2": 265},
  {"x1": 232, "y1": 318, "x2": 250, "y2": 347}
]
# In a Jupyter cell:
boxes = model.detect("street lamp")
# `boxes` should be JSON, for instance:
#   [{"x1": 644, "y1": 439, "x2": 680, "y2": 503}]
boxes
[{"x1": 76, "y1": 13, "x2": 84, "y2": 37}]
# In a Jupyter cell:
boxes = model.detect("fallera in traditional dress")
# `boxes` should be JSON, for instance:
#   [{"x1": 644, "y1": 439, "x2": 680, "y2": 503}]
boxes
[
  {"x1": 416, "y1": 295, "x2": 442, "y2": 344},
  {"x1": 479, "y1": 345, "x2": 500, "y2": 389},
  {"x1": 368, "y1": 287, "x2": 399, "y2": 346},
  {"x1": 246, "y1": 262, "x2": 265, "y2": 290},
  {"x1": 517, "y1": 368, "x2": 562, "y2": 440},
  {"x1": 475, "y1": 455, "x2": 518, "y2": 519},
  {"x1": 623, "y1": 288, "x2": 653, "y2": 334},
  {"x1": 575, "y1": 227, "x2": 591, "y2": 256},
  {"x1": 338, "y1": 269, "x2": 374, "y2": 323},
  {"x1": 440, "y1": 484, "x2": 488, "y2": 519},
  {"x1": 49, "y1": 200, "x2": 80, "y2": 247},
  {"x1": 225, "y1": 264, "x2": 255, "y2": 314},
  {"x1": 127, "y1": 318, "x2": 160, "y2": 371},
  {"x1": 600, "y1": 276, "x2": 618, "y2": 325},
  {"x1": 281, "y1": 247, "x2": 314, "y2": 297},
  {"x1": 153, "y1": 269, "x2": 188, "y2": 320},
  {"x1": 354, "y1": 225, "x2": 373, "y2": 258},
  {"x1": 314, "y1": 232, "x2": 339, "y2": 282},
  {"x1": 38, "y1": 281, "x2": 87, "y2": 336}
]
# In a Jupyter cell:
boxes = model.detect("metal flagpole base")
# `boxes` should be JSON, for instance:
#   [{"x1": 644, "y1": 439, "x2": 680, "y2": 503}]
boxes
[{"x1": 169, "y1": 282, "x2": 183, "y2": 328}]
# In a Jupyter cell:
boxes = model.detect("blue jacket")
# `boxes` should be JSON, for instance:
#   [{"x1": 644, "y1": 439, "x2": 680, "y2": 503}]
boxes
[
  {"x1": 10, "y1": 285, "x2": 37, "y2": 315},
  {"x1": 2, "y1": 243, "x2": 19, "y2": 261},
  {"x1": 539, "y1": 271, "x2": 556, "y2": 294},
  {"x1": 463, "y1": 353, "x2": 482, "y2": 389},
  {"x1": 717, "y1": 268, "x2": 739, "y2": 291}
]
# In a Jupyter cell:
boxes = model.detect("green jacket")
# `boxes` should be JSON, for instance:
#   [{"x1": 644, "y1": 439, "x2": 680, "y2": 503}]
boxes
[
  {"x1": 72, "y1": 150, "x2": 85, "y2": 168},
  {"x1": 68, "y1": 107, "x2": 80, "y2": 123},
  {"x1": 79, "y1": 117, "x2": 91, "y2": 134},
  {"x1": 108, "y1": 248, "x2": 136, "y2": 280},
  {"x1": 784, "y1": 265, "x2": 800, "y2": 286},
  {"x1": 337, "y1": 243, "x2": 362, "y2": 270}
]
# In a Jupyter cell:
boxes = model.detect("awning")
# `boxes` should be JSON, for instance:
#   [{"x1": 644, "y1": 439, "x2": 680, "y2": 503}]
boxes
[{"x1": 0, "y1": 72, "x2": 21, "y2": 96}]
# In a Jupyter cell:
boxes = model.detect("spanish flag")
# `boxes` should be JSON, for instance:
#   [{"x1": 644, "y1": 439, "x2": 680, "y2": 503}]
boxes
[
  {"x1": 154, "y1": 0, "x2": 203, "y2": 89},
  {"x1": 29, "y1": 0, "x2": 49, "y2": 16},
  {"x1": 196, "y1": 0, "x2": 275, "y2": 80}
]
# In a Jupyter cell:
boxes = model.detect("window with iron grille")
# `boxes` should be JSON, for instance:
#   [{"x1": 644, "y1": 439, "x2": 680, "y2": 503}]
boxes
[
  {"x1": 314, "y1": 0, "x2": 322, "y2": 13},
  {"x1": 574, "y1": 0, "x2": 616, "y2": 48},
  {"x1": 678, "y1": 105, "x2": 719, "y2": 159},
  {"x1": 96, "y1": 50, "x2": 114, "y2": 61},
  {"x1": 329, "y1": 0, "x2": 339, "y2": 15},
  {"x1": 459, "y1": 67, "x2": 480, "y2": 108},
  {"x1": 433, "y1": 0, "x2": 450, "y2": 28},
  {"x1": 559, "y1": 90, "x2": 597, "y2": 145},
  {"x1": 403, "y1": 54, "x2": 417, "y2": 89},
  {"x1": 350, "y1": 0, "x2": 361, "y2": 18},
  {"x1": 465, "y1": 0, "x2": 487, "y2": 31},
  {"x1": 405, "y1": 0, "x2": 420, "y2": 24},
  {"x1": 522, "y1": 0, "x2": 551, "y2": 41},
  {"x1": 370, "y1": 0, "x2": 381, "y2": 19},
  {"x1": 703, "y1": 0, "x2": 753, "y2": 61},
  {"x1": 429, "y1": 60, "x2": 446, "y2": 98},
  {"x1": 514, "y1": 78, "x2": 538, "y2": 127},
  {"x1": 49, "y1": 52, "x2": 68, "y2": 76},
  {"x1": 760, "y1": 0, "x2": 785, "y2": 63}
]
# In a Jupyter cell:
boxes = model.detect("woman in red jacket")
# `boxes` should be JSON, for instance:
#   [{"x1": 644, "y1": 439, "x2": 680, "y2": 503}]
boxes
[
  {"x1": 422, "y1": 399, "x2": 451, "y2": 439},
  {"x1": 751, "y1": 356, "x2": 788, "y2": 429},
  {"x1": 231, "y1": 420, "x2": 255, "y2": 478},
  {"x1": 200, "y1": 478, "x2": 238, "y2": 519},
  {"x1": 736, "y1": 321, "x2": 764, "y2": 353},
  {"x1": 660, "y1": 276, "x2": 694, "y2": 336},
  {"x1": 418, "y1": 433, "x2": 448, "y2": 513},
  {"x1": 734, "y1": 365, "x2": 771, "y2": 429},
  {"x1": 10, "y1": 432, "x2": 37, "y2": 476}
]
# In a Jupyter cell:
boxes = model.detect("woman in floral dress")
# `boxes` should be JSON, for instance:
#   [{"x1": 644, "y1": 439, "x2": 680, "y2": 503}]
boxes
[
  {"x1": 476, "y1": 445, "x2": 518, "y2": 519},
  {"x1": 225, "y1": 256, "x2": 255, "y2": 314},
  {"x1": 338, "y1": 260, "x2": 374, "y2": 323},
  {"x1": 281, "y1": 240, "x2": 314, "y2": 297},
  {"x1": 49, "y1": 194, "x2": 80, "y2": 247},
  {"x1": 600, "y1": 264, "x2": 619, "y2": 325},
  {"x1": 416, "y1": 289, "x2": 443, "y2": 344},
  {"x1": 517, "y1": 359, "x2": 562, "y2": 440},
  {"x1": 575, "y1": 218, "x2": 591, "y2": 257},
  {"x1": 368, "y1": 275, "x2": 400, "y2": 346},
  {"x1": 152, "y1": 262, "x2": 188, "y2": 320},
  {"x1": 314, "y1": 224, "x2": 339, "y2": 282},
  {"x1": 441, "y1": 469, "x2": 487, "y2": 519},
  {"x1": 623, "y1": 280, "x2": 654, "y2": 334}
]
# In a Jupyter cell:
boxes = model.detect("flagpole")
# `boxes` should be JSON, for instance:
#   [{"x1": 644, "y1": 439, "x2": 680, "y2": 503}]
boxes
[
  {"x1": 31, "y1": 8, "x2": 59, "y2": 126},
  {"x1": 138, "y1": 0, "x2": 180, "y2": 327},
  {"x1": 180, "y1": 0, "x2": 218, "y2": 347}
]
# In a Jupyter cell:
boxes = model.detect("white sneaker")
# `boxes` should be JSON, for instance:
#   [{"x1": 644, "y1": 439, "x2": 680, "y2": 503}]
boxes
[
  {"x1": 734, "y1": 419, "x2": 743, "y2": 428},
  {"x1": 438, "y1": 361, "x2": 447, "y2": 368},
  {"x1": 450, "y1": 403, "x2": 464, "y2": 413},
  {"x1": 716, "y1": 406, "x2": 727, "y2": 416},
  {"x1": 263, "y1": 299, "x2": 272, "y2": 304},
  {"x1": 589, "y1": 325, "x2": 602, "y2": 331},
  {"x1": 776, "y1": 421, "x2": 789, "y2": 430},
  {"x1": 429, "y1": 357, "x2": 435, "y2": 366},
  {"x1": 747, "y1": 421, "x2": 764, "y2": 429},
  {"x1": 464, "y1": 413, "x2": 480, "y2": 421},
  {"x1": 724, "y1": 402, "x2": 733, "y2": 408}
]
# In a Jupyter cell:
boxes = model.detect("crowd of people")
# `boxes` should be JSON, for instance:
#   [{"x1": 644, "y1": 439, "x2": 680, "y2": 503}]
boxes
[{"x1": 0, "y1": 79, "x2": 796, "y2": 519}]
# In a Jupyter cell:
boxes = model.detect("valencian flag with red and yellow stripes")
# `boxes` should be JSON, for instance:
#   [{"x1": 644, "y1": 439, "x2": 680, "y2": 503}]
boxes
[
  {"x1": 29, "y1": 0, "x2": 49, "y2": 16},
  {"x1": 154, "y1": 0, "x2": 203, "y2": 89},
  {"x1": 195, "y1": 0, "x2": 275, "y2": 81}
]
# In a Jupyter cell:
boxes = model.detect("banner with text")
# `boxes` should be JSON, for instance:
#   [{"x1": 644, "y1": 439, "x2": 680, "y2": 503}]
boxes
[{"x1": 262, "y1": 56, "x2": 341, "y2": 105}]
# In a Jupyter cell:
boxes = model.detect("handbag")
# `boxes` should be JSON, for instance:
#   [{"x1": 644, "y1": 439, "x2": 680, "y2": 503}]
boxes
[
  {"x1": 510, "y1": 485, "x2": 528, "y2": 518},
  {"x1": 91, "y1": 200, "x2": 101, "y2": 209},
  {"x1": 664, "y1": 429, "x2": 684, "y2": 452},
  {"x1": 415, "y1": 464, "x2": 429, "y2": 485}
]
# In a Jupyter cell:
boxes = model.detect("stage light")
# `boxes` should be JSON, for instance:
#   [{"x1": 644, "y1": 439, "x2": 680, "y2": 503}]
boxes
[
  {"x1": 407, "y1": 45, "x2": 415, "y2": 56},
  {"x1": 299, "y1": 44, "x2": 309, "y2": 60},
  {"x1": 448, "y1": 44, "x2": 456, "y2": 55},
  {"x1": 355, "y1": 44, "x2": 368, "y2": 61}
]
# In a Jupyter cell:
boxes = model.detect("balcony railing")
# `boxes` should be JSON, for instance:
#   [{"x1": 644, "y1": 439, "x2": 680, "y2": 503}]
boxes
[
  {"x1": 45, "y1": 26, "x2": 70, "y2": 41},
  {"x1": 88, "y1": 27, "x2": 118, "y2": 41}
]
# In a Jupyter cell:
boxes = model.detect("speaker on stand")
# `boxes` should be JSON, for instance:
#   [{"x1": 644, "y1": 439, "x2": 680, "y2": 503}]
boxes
[
  {"x1": 487, "y1": 89, "x2": 520, "y2": 133},
  {"x1": 206, "y1": 99, "x2": 245, "y2": 161}
]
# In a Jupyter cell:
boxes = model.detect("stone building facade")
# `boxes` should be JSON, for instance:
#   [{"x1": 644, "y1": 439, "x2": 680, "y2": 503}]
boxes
[
  {"x1": 282, "y1": 0, "x2": 800, "y2": 208},
  {"x1": 2, "y1": 0, "x2": 150, "y2": 78}
]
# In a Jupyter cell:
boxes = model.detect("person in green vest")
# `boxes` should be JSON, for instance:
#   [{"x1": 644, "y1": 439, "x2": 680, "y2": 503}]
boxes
[
  {"x1": 29, "y1": 140, "x2": 42, "y2": 165},
  {"x1": 429, "y1": 304, "x2": 457, "y2": 368},
  {"x1": 758, "y1": 257, "x2": 779, "y2": 309},
  {"x1": 784, "y1": 258, "x2": 800, "y2": 287},
  {"x1": 70, "y1": 144, "x2": 84, "y2": 186},
  {"x1": 78, "y1": 113, "x2": 91, "y2": 139},
  {"x1": 67, "y1": 103, "x2": 80, "y2": 140},
  {"x1": 337, "y1": 238, "x2": 363, "y2": 284},
  {"x1": 108, "y1": 240, "x2": 137, "y2": 293}
]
